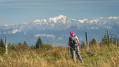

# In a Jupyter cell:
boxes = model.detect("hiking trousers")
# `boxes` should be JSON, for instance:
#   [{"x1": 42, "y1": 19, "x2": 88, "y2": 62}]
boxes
[{"x1": 70, "y1": 47, "x2": 83, "y2": 62}]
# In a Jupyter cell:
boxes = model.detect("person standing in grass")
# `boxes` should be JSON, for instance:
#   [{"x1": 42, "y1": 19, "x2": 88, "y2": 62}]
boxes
[{"x1": 68, "y1": 31, "x2": 83, "y2": 63}]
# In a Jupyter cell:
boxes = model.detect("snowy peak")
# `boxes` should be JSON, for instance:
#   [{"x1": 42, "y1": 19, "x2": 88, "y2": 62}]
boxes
[
  {"x1": 108, "y1": 16, "x2": 119, "y2": 20},
  {"x1": 78, "y1": 19, "x2": 88, "y2": 23},
  {"x1": 48, "y1": 15, "x2": 67, "y2": 23},
  {"x1": 33, "y1": 15, "x2": 72, "y2": 24},
  {"x1": 34, "y1": 19, "x2": 47, "y2": 24},
  {"x1": 0, "y1": 15, "x2": 119, "y2": 34},
  {"x1": 33, "y1": 15, "x2": 110, "y2": 25}
]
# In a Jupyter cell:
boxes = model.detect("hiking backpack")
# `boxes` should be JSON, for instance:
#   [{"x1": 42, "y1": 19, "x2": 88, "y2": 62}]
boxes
[{"x1": 70, "y1": 36, "x2": 78, "y2": 50}]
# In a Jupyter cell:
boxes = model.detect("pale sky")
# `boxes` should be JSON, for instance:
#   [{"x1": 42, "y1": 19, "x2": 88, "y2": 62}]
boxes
[{"x1": 0, "y1": 0, "x2": 119, "y2": 25}]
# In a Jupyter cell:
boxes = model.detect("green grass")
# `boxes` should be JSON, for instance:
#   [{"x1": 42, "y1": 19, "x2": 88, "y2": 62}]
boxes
[{"x1": 0, "y1": 44, "x2": 119, "y2": 67}]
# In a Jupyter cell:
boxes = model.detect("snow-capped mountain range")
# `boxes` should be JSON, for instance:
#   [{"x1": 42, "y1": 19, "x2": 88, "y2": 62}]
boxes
[{"x1": 0, "y1": 15, "x2": 119, "y2": 46}]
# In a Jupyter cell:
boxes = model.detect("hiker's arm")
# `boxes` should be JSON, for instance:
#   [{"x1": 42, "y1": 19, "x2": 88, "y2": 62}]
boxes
[
  {"x1": 77, "y1": 39, "x2": 80, "y2": 44},
  {"x1": 76, "y1": 37, "x2": 80, "y2": 48},
  {"x1": 75, "y1": 36, "x2": 80, "y2": 44}
]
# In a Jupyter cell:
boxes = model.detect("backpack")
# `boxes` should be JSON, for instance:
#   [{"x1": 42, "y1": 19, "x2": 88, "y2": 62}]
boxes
[{"x1": 70, "y1": 36, "x2": 78, "y2": 50}]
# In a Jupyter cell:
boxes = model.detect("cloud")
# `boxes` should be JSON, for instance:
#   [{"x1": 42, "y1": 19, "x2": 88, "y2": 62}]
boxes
[
  {"x1": 0, "y1": 0, "x2": 79, "y2": 9},
  {"x1": 1, "y1": 0, "x2": 119, "y2": 11},
  {"x1": 95, "y1": 17, "x2": 104, "y2": 19},
  {"x1": 34, "y1": 34, "x2": 55, "y2": 38},
  {"x1": 23, "y1": 22, "x2": 28, "y2": 24},
  {"x1": 108, "y1": 16, "x2": 119, "y2": 20},
  {"x1": 58, "y1": 37, "x2": 62, "y2": 40},
  {"x1": 0, "y1": 0, "x2": 50, "y2": 8},
  {"x1": 12, "y1": 29, "x2": 21, "y2": 34}
]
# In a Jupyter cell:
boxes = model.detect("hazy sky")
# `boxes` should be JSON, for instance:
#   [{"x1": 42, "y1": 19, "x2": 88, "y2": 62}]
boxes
[{"x1": 0, "y1": 0, "x2": 119, "y2": 25}]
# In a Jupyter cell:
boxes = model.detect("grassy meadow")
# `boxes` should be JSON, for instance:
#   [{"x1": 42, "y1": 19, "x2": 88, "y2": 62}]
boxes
[{"x1": 0, "y1": 44, "x2": 119, "y2": 67}]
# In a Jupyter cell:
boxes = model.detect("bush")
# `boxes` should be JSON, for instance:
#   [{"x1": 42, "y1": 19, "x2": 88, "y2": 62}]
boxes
[
  {"x1": 0, "y1": 47, "x2": 5, "y2": 55},
  {"x1": 16, "y1": 44, "x2": 29, "y2": 51},
  {"x1": 8, "y1": 44, "x2": 17, "y2": 51},
  {"x1": 42, "y1": 44, "x2": 53, "y2": 49},
  {"x1": 89, "y1": 38, "x2": 97, "y2": 47},
  {"x1": 29, "y1": 45, "x2": 36, "y2": 50},
  {"x1": 80, "y1": 42, "x2": 86, "y2": 48}
]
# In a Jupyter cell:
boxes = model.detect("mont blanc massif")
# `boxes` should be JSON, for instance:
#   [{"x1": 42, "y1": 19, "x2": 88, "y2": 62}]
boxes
[{"x1": 0, "y1": 15, "x2": 119, "y2": 46}]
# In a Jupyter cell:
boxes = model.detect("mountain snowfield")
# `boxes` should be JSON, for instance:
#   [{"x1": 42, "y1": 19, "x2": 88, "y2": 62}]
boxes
[{"x1": 0, "y1": 15, "x2": 119, "y2": 46}]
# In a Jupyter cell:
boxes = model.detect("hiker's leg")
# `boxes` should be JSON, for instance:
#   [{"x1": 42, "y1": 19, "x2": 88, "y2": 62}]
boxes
[
  {"x1": 70, "y1": 48, "x2": 76, "y2": 62},
  {"x1": 70, "y1": 48, "x2": 73, "y2": 58},
  {"x1": 76, "y1": 48, "x2": 83, "y2": 63}
]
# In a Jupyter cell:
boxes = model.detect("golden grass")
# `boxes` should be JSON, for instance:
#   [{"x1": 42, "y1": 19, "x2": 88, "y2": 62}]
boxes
[{"x1": 0, "y1": 44, "x2": 119, "y2": 67}]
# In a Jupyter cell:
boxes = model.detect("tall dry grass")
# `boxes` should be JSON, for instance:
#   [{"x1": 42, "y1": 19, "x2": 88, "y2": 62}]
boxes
[{"x1": 0, "y1": 44, "x2": 119, "y2": 67}]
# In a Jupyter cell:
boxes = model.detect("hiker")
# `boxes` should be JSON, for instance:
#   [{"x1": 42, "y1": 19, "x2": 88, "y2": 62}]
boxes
[{"x1": 68, "y1": 31, "x2": 83, "y2": 63}]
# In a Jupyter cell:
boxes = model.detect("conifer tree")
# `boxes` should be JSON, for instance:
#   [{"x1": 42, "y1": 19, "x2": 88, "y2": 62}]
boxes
[
  {"x1": 103, "y1": 34, "x2": 107, "y2": 44},
  {"x1": 107, "y1": 31, "x2": 110, "y2": 44},
  {"x1": 36, "y1": 37, "x2": 43, "y2": 48},
  {"x1": 102, "y1": 32, "x2": 110, "y2": 45},
  {"x1": 0, "y1": 38, "x2": 5, "y2": 48},
  {"x1": 0, "y1": 38, "x2": 5, "y2": 53},
  {"x1": 23, "y1": 41, "x2": 27, "y2": 46}
]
